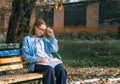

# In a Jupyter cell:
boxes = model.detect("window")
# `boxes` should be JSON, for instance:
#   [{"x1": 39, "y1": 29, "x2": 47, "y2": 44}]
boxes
[
  {"x1": 36, "y1": 7, "x2": 54, "y2": 27},
  {"x1": 64, "y1": 3, "x2": 87, "y2": 27},
  {"x1": 99, "y1": 1, "x2": 120, "y2": 25}
]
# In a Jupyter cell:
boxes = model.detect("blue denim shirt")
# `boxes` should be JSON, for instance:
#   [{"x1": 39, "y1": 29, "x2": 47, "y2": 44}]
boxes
[{"x1": 22, "y1": 35, "x2": 58, "y2": 71}]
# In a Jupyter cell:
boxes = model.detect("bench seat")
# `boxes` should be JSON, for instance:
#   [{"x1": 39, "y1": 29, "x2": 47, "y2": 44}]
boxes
[{"x1": 0, "y1": 73, "x2": 43, "y2": 84}]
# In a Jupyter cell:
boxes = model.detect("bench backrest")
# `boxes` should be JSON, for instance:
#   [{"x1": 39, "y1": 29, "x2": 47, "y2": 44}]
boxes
[
  {"x1": 0, "y1": 43, "x2": 27, "y2": 73},
  {"x1": 0, "y1": 43, "x2": 45, "y2": 84}
]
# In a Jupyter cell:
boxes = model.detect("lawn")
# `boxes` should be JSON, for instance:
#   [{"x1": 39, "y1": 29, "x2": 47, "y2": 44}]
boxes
[
  {"x1": 59, "y1": 40, "x2": 120, "y2": 68},
  {"x1": 58, "y1": 40, "x2": 120, "y2": 82}
]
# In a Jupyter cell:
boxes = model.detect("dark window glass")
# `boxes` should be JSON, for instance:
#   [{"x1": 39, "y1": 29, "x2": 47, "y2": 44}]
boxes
[
  {"x1": 64, "y1": 3, "x2": 87, "y2": 27},
  {"x1": 99, "y1": 1, "x2": 120, "y2": 25},
  {"x1": 36, "y1": 7, "x2": 54, "y2": 27}
]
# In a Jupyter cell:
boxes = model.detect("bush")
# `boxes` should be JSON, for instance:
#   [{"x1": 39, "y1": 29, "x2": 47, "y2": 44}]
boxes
[{"x1": 57, "y1": 32, "x2": 118, "y2": 40}]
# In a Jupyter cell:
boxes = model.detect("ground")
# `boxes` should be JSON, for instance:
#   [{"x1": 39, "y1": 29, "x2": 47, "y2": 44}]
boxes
[{"x1": 65, "y1": 66, "x2": 120, "y2": 83}]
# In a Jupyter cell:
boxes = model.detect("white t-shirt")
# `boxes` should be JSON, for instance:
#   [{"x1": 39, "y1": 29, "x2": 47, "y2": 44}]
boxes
[{"x1": 35, "y1": 37, "x2": 62, "y2": 68}]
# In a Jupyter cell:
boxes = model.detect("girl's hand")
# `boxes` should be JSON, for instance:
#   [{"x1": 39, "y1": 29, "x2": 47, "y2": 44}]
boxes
[
  {"x1": 46, "y1": 27, "x2": 54, "y2": 37},
  {"x1": 38, "y1": 59, "x2": 49, "y2": 64}
]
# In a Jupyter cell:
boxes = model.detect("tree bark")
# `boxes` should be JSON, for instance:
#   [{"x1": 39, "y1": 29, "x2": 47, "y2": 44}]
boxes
[
  {"x1": 6, "y1": 0, "x2": 34, "y2": 43},
  {"x1": 117, "y1": 25, "x2": 120, "y2": 39}
]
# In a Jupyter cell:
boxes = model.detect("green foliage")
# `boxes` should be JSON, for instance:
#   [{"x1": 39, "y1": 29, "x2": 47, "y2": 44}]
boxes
[
  {"x1": 59, "y1": 32, "x2": 118, "y2": 40},
  {"x1": 58, "y1": 40, "x2": 120, "y2": 68}
]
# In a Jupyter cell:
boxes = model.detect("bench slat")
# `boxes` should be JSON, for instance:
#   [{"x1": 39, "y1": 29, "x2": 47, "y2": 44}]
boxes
[
  {"x1": 0, "y1": 63, "x2": 26, "y2": 71},
  {"x1": 0, "y1": 80, "x2": 5, "y2": 84},
  {"x1": 0, "y1": 73, "x2": 43, "y2": 84},
  {"x1": 0, "y1": 50, "x2": 21, "y2": 57},
  {"x1": 0, "y1": 56, "x2": 24, "y2": 65},
  {"x1": 0, "y1": 43, "x2": 20, "y2": 50}
]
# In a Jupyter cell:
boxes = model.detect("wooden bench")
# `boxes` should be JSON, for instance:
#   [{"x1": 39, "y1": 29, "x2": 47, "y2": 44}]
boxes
[{"x1": 0, "y1": 43, "x2": 62, "y2": 84}]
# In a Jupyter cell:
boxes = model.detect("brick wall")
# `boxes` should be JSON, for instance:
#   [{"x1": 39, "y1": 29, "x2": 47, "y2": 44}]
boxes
[
  {"x1": 86, "y1": 2, "x2": 99, "y2": 27},
  {"x1": 53, "y1": 7, "x2": 65, "y2": 34}
]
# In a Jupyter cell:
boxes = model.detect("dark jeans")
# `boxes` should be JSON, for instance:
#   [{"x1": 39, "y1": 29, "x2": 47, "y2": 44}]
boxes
[{"x1": 34, "y1": 64, "x2": 67, "y2": 84}]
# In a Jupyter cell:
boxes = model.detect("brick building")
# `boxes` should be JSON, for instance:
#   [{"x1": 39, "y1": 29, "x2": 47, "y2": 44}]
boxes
[
  {"x1": 34, "y1": 1, "x2": 119, "y2": 35},
  {"x1": 0, "y1": 0, "x2": 119, "y2": 35},
  {"x1": 31, "y1": 2, "x2": 101, "y2": 35}
]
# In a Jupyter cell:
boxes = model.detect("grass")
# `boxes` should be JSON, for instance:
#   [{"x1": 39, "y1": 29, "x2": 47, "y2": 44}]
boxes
[
  {"x1": 58, "y1": 40, "x2": 120, "y2": 68},
  {"x1": 58, "y1": 40, "x2": 120, "y2": 82}
]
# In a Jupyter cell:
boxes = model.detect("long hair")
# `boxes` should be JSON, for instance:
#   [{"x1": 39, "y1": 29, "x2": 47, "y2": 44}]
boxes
[{"x1": 29, "y1": 19, "x2": 46, "y2": 35}]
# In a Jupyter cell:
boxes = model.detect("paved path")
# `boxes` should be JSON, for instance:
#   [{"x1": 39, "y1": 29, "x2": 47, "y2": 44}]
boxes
[{"x1": 67, "y1": 78, "x2": 120, "y2": 84}]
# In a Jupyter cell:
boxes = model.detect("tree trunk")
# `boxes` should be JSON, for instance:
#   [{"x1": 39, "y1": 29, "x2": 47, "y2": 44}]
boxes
[
  {"x1": 6, "y1": 0, "x2": 34, "y2": 43},
  {"x1": 117, "y1": 25, "x2": 120, "y2": 39}
]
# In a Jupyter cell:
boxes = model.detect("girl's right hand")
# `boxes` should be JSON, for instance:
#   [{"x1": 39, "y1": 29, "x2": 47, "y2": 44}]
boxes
[
  {"x1": 46, "y1": 27, "x2": 54, "y2": 37},
  {"x1": 38, "y1": 59, "x2": 49, "y2": 64}
]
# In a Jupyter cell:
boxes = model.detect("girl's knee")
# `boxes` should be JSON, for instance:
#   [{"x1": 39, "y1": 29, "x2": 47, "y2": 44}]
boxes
[{"x1": 47, "y1": 66, "x2": 54, "y2": 73}]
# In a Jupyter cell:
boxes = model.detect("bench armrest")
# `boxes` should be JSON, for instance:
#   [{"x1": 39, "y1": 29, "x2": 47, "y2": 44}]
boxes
[{"x1": 52, "y1": 52, "x2": 62, "y2": 61}]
